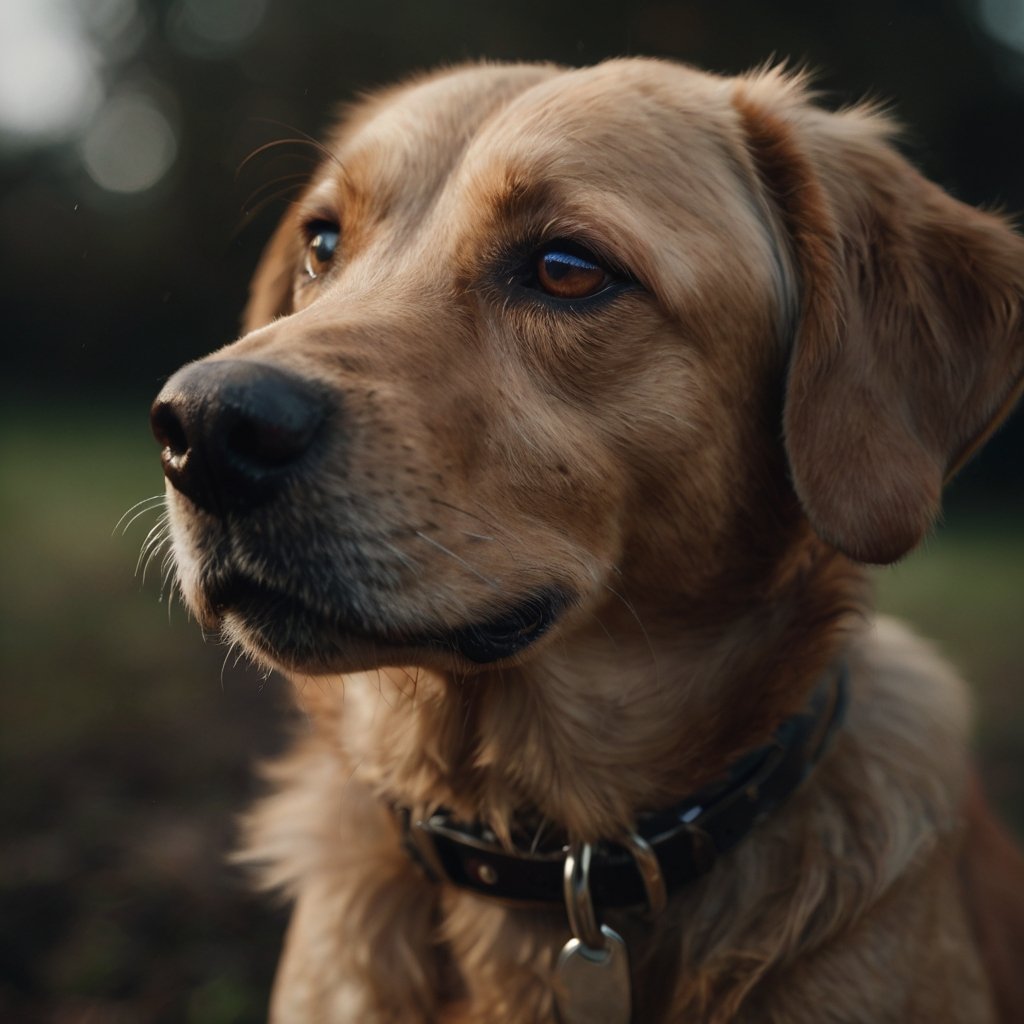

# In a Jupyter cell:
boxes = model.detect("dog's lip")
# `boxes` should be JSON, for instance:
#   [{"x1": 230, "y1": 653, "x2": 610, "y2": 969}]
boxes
[
  {"x1": 204, "y1": 573, "x2": 570, "y2": 667},
  {"x1": 440, "y1": 588, "x2": 567, "y2": 663}
]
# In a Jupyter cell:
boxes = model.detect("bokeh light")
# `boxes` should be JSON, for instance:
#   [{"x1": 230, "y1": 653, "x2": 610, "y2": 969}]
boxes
[
  {"x1": 168, "y1": 0, "x2": 269, "y2": 58},
  {"x1": 0, "y1": 0, "x2": 103, "y2": 145},
  {"x1": 80, "y1": 91, "x2": 178, "y2": 194},
  {"x1": 79, "y1": 0, "x2": 146, "y2": 62}
]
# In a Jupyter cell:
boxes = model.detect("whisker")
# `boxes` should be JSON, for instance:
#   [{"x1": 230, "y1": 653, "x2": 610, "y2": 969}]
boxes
[
  {"x1": 135, "y1": 532, "x2": 168, "y2": 579},
  {"x1": 113, "y1": 493, "x2": 165, "y2": 534},
  {"x1": 377, "y1": 537, "x2": 419, "y2": 573},
  {"x1": 230, "y1": 192, "x2": 310, "y2": 246},
  {"x1": 429, "y1": 498, "x2": 509, "y2": 536},
  {"x1": 602, "y1": 581, "x2": 658, "y2": 676},
  {"x1": 233, "y1": 127, "x2": 347, "y2": 244},
  {"x1": 136, "y1": 516, "x2": 166, "y2": 554},
  {"x1": 413, "y1": 531, "x2": 503, "y2": 591},
  {"x1": 237, "y1": 125, "x2": 345, "y2": 177},
  {"x1": 159, "y1": 550, "x2": 177, "y2": 601},
  {"x1": 121, "y1": 503, "x2": 165, "y2": 538},
  {"x1": 220, "y1": 643, "x2": 235, "y2": 691},
  {"x1": 160, "y1": 545, "x2": 176, "y2": 572},
  {"x1": 241, "y1": 173, "x2": 313, "y2": 217},
  {"x1": 140, "y1": 535, "x2": 171, "y2": 586},
  {"x1": 429, "y1": 498, "x2": 519, "y2": 559},
  {"x1": 114, "y1": 494, "x2": 166, "y2": 536},
  {"x1": 134, "y1": 513, "x2": 169, "y2": 564},
  {"x1": 235, "y1": 137, "x2": 323, "y2": 179}
]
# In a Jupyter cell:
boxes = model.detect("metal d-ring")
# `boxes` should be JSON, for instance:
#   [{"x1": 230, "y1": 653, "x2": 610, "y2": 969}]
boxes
[
  {"x1": 563, "y1": 842, "x2": 606, "y2": 951},
  {"x1": 623, "y1": 831, "x2": 667, "y2": 918}
]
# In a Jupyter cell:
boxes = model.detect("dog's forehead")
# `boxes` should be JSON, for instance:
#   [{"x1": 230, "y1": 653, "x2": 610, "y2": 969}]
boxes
[
  {"x1": 327, "y1": 64, "x2": 559, "y2": 206},
  {"x1": 484, "y1": 61, "x2": 731, "y2": 136},
  {"x1": 325, "y1": 61, "x2": 741, "y2": 215},
  {"x1": 460, "y1": 61, "x2": 741, "y2": 191}
]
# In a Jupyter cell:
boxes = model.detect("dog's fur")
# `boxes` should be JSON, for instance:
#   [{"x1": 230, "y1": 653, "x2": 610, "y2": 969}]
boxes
[{"x1": 156, "y1": 60, "x2": 1024, "y2": 1022}]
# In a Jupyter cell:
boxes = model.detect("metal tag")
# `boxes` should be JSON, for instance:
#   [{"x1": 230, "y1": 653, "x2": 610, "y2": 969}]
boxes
[{"x1": 554, "y1": 925, "x2": 632, "y2": 1024}]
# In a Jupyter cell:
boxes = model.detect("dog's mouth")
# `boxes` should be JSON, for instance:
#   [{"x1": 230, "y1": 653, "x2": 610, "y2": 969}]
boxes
[{"x1": 205, "y1": 573, "x2": 569, "y2": 670}]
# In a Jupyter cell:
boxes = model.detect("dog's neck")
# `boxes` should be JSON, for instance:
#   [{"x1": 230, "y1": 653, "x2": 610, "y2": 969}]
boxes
[{"x1": 301, "y1": 535, "x2": 865, "y2": 844}]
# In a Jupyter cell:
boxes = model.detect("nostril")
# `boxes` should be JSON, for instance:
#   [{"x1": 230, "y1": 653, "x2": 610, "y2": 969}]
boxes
[{"x1": 150, "y1": 401, "x2": 189, "y2": 458}]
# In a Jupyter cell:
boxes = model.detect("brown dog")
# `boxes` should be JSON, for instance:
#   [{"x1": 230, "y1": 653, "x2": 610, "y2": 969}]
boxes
[{"x1": 151, "y1": 60, "x2": 1024, "y2": 1022}]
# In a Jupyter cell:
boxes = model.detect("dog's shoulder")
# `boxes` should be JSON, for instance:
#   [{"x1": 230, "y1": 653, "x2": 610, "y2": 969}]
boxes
[
  {"x1": 847, "y1": 614, "x2": 972, "y2": 771},
  {"x1": 824, "y1": 614, "x2": 973, "y2": 870}
]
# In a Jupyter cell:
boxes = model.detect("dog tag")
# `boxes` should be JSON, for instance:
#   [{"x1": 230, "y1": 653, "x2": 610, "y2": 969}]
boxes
[{"x1": 554, "y1": 925, "x2": 631, "y2": 1024}]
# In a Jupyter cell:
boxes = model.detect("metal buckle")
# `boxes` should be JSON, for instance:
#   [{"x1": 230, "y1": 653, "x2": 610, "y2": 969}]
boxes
[
  {"x1": 562, "y1": 833, "x2": 669, "y2": 934},
  {"x1": 563, "y1": 842, "x2": 605, "y2": 950},
  {"x1": 623, "y1": 831, "x2": 667, "y2": 917}
]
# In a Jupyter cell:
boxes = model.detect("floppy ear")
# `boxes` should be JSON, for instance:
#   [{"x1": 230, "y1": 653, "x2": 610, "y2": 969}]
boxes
[
  {"x1": 241, "y1": 210, "x2": 301, "y2": 333},
  {"x1": 734, "y1": 73, "x2": 1024, "y2": 564}
]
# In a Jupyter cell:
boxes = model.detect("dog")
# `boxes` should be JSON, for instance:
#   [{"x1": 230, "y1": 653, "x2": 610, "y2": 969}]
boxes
[{"x1": 151, "y1": 60, "x2": 1024, "y2": 1022}]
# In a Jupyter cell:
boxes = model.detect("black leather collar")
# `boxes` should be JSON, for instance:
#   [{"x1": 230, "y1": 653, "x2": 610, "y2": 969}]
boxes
[{"x1": 398, "y1": 662, "x2": 848, "y2": 912}]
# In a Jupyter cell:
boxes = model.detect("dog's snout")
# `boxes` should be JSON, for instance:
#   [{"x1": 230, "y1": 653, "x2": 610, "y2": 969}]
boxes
[{"x1": 150, "y1": 359, "x2": 329, "y2": 513}]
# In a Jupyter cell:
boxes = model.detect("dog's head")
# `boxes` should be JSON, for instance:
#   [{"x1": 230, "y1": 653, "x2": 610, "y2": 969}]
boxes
[{"x1": 152, "y1": 60, "x2": 1024, "y2": 679}]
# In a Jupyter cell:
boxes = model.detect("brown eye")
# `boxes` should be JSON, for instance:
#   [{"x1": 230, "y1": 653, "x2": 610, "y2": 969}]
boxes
[
  {"x1": 304, "y1": 223, "x2": 340, "y2": 279},
  {"x1": 535, "y1": 248, "x2": 610, "y2": 299}
]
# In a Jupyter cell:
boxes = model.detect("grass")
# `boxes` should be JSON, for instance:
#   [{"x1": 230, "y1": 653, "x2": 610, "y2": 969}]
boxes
[{"x1": 1, "y1": 407, "x2": 1021, "y2": 1020}]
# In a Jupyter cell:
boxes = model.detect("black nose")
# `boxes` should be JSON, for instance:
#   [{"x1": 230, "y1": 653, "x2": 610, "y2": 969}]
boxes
[{"x1": 150, "y1": 359, "x2": 329, "y2": 514}]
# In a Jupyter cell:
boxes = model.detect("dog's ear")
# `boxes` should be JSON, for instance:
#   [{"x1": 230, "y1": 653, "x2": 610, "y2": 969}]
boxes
[
  {"x1": 734, "y1": 73, "x2": 1024, "y2": 564},
  {"x1": 241, "y1": 212, "x2": 301, "y2": 333}
]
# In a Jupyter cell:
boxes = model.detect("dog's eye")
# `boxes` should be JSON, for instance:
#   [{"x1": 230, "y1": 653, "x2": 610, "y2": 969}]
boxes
[
  {"x1": 304, "y1": 222, "x2": 340, "y2": 279},
  {"x1": 534, "y1": 245, "x2": 610, "y2": 300}
]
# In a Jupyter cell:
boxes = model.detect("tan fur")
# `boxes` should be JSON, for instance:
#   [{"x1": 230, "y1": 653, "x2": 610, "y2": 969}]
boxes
[{"x1": 159, "y1": 60, "x2": 1024, "y2": 1021}]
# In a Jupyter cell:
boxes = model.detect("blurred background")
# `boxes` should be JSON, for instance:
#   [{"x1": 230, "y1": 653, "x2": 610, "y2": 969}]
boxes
[{"x1": 1, "y1": 0, "x2": 1022, "y2": 1020}]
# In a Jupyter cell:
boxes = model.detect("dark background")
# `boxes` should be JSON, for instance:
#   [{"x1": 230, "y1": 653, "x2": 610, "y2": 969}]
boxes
[{"x1": 2, "y1": 1, "x2": 1022, "y2": 1021}]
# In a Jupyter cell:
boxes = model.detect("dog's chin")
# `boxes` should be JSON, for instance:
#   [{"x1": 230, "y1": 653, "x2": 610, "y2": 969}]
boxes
[{"x1": 198, "y1": 573, "x2": 570, "y2": 675}]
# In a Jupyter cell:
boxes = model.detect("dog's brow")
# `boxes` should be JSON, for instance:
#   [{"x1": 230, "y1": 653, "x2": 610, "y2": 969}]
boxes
[
  {"x1": 483, "y1": 171, "x2": 560, "y2": 224},
  {"x1": 299, "y1": 178, "x2": 345, "y2": 217},
  {"x1": 462, "y1": 168, "x2": 614, "y2": 255}
]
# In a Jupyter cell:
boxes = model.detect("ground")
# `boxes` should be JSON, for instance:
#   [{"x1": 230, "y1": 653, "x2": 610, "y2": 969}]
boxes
[{"x1": 1, "y1": 406, "x2": 1021, "y2": 1023}]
